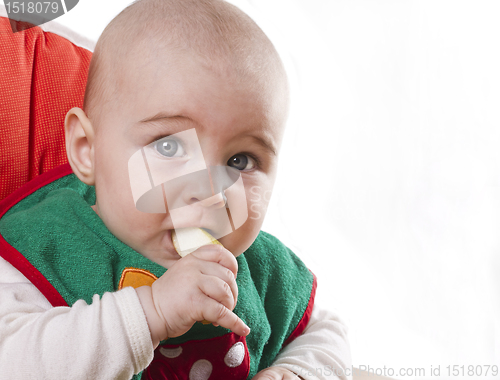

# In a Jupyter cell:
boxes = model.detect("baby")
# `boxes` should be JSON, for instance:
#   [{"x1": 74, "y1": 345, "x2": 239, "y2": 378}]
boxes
[{"x1": 0, "y1": 0, "x2": 351, "y2": 379}]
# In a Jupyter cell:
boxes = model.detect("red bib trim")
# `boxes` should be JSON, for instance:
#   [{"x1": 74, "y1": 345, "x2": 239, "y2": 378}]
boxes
[
  {"x1": 282, "y1": 271, "x2": 317, "y2": 347},
  {"x1": 0, "y1": 163, "x2": 73, "y2": 307}
]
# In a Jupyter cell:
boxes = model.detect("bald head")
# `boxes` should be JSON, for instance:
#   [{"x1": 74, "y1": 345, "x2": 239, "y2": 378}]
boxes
[{"x1": 83, "y1": 0, "x2": 288, "y2": 126}]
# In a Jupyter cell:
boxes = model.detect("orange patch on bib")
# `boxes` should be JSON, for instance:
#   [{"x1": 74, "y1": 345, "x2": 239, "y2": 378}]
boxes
[{"x1": 119, "y1": 268, "x2": 158, "y2": 290}]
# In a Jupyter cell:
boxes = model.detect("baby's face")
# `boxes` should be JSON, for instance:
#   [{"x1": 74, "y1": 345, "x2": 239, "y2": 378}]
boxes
[{"x1": 90, "y1": 51, "x2": 286, "y2": 268}]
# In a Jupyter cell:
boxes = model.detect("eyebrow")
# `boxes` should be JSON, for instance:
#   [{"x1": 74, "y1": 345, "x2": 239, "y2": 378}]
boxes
[
  {"x1": 139, "y1": 112, "x2": 190, "y2": 124},
  {"x1": 247, "y1": 135, "x2": 277, "y2": 156}
]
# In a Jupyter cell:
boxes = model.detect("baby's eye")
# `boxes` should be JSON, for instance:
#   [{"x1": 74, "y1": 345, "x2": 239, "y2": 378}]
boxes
[
  {"x1": 227, "y1": 154, "x2": 256, "y2": 171},
  {"x1": 155, "y1": 137, "x2": 185, "y2": 158}
]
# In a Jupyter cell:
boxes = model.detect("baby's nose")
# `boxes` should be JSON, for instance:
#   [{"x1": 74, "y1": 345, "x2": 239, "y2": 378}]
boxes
[{"x1": 197, "y1": 192, "x2": 227, "y2": 208}]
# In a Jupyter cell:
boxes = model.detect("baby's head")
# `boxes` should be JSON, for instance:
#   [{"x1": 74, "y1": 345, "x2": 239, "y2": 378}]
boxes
[{"x1": 65, "y1": 0, "x2": 289, "y2": 268}]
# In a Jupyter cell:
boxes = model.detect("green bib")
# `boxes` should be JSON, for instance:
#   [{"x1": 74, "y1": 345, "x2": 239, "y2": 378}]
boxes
[{"x1": 0, "y1": 166, "x2": 316, "y2": 379}]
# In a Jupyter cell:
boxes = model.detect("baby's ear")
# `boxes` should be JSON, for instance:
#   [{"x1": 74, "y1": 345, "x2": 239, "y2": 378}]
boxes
[{"x1": 64, "y1": 107, "x2": 96, "y2": 185}]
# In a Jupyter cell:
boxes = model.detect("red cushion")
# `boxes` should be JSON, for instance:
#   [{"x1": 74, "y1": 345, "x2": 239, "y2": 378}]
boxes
[{"x1": 0, "y1": 16, "x2": 92, "y2": 200}]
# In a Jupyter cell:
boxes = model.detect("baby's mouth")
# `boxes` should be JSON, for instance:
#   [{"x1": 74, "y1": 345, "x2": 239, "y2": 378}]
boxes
[
  {"x1": 171, "y1": 227, "x2": 222, "y2": 257},
  {"x1": 164, "y1": 229, "x2": 175, "y2": 252},
  {"x1": 170, "y1": 221, "x2": 218, "y2": 237}
]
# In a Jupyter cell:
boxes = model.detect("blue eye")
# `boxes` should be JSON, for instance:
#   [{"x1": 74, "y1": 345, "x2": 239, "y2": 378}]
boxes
[
  {"x1": 228, "y1": 154, "x2": 255, "y2": 171},
  {"x1": 155, "y1": 138, "x2": 185, "y2": 157}
]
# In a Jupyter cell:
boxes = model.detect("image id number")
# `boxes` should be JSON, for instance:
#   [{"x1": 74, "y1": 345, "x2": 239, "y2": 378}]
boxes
[
  {"x1": 446, "y1": 365, "x2": 498, "y2": 377},
  {"x1": 5, "y1": 2, "x2": 59, "y2": 14}
]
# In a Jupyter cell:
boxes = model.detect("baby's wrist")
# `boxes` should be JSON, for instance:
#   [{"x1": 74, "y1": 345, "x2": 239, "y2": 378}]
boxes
[{"x1": 135, "y1": 286, "x2": 168, "y2": 348}]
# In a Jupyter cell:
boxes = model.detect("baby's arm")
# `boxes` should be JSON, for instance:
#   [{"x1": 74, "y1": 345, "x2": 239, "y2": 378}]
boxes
[
  {"x1": 268, "y1": 303, "x2": 352, "y2": 380},
  {"x1": 0, "y1": 256, "x2": 153, "y2": 379}
]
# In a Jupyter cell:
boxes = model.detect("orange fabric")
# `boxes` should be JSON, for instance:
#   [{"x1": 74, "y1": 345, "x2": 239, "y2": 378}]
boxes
[
  {"x1": 118, "y1": 267, "x2": 158, "y2": 290},
  {"x1": 0, "y1": 17, "x2": 92, "y2": 200}
]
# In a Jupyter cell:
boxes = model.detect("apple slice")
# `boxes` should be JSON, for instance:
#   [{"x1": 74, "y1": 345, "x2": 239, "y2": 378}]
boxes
[{"x1": 172, "y1": 227, "x2": 222, "y2": 257}]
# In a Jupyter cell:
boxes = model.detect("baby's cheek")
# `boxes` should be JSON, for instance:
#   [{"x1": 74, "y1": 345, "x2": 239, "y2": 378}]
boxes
[{"x1": 245, "y1": 185, "x2": 272, "y2": 223}]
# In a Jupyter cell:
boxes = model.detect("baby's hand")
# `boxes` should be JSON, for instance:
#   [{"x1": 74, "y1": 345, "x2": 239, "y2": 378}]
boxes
[
  {"x1": 136, "y1": 244, "x2": 250, "y2": 346},
  {"x1": 252, "y1": 367, "x2": 304, "y2": 380}
]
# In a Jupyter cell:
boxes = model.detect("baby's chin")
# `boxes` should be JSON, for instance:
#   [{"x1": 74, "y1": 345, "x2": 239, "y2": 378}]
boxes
[
  {"x1": 126, "y1": 230, "x2": 180, "y2": 269},
  {"x1": 139, "y1": 247, "x2": 182, "y2": 269}
]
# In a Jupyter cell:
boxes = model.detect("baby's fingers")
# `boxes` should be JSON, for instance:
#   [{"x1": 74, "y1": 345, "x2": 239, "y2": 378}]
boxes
[
  {"x1": 202, "y1": 298, "x2": 250, "y2": 337},
  {"x1": 198, "y1": 261, "x2": 238, "y2": 306},
  {"x1": 191, "y1": 244, "x2": 238, "y2": 278},
  {"x1": 251, "y1": 367, "x2": 302, "y2": 380},
  {"x1": 200, "y1": 275, "x2": 237, "y2": 311}
]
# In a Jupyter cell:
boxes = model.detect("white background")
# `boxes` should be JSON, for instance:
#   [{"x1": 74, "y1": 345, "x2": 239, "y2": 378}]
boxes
[{"x1": 2, "y1": 1, "x2": 499, "y2": 378}]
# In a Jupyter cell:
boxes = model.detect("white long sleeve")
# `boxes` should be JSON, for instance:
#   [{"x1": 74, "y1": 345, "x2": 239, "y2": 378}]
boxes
[
  {"x1": 272, "y1": 303, "x2": 352, "y2": 380},
  {"x1": 0, "y1": 256, "x2": 154, "y2": 379}
]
